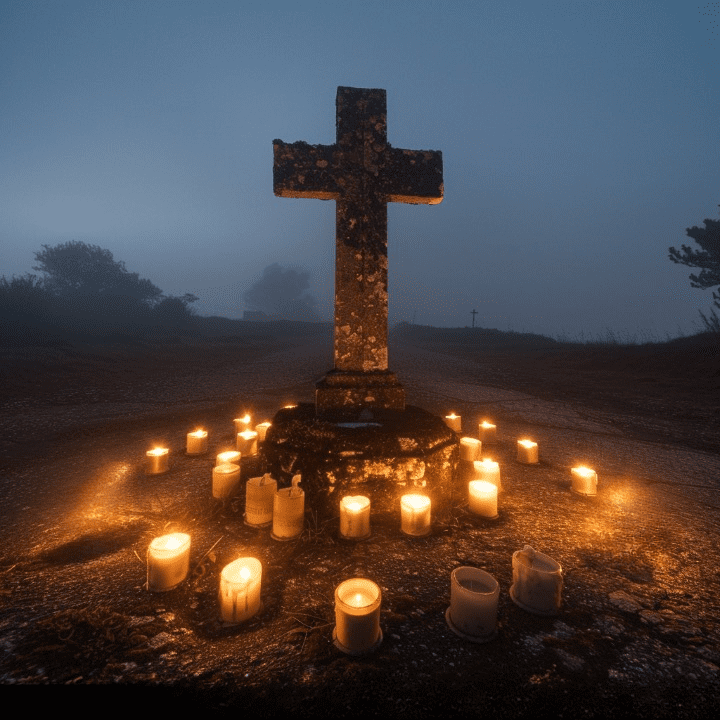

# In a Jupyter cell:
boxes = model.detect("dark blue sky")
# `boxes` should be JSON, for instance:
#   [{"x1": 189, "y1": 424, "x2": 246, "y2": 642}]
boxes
[{"x1": 2, "y1": 0, "x2": 719, "y2": 338}]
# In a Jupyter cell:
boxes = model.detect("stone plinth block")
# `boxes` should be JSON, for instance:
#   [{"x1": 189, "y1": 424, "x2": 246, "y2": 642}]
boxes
[
  {"x1": 262, "y1": 404, "x2": 458, "y2": 519},
  {"x1": 316, "y1": 369, "x2": 405, "y2": 417}
]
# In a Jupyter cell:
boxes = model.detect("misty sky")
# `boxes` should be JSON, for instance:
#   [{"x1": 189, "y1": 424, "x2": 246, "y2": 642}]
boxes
[{"x1": 2, "y1": 0, "x2": 719, "y2": 339}]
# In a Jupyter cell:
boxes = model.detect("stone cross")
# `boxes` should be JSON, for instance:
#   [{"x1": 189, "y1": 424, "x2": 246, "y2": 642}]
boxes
[{"x1": 273, "y1": 86, "x2": 443, "y2": 415}]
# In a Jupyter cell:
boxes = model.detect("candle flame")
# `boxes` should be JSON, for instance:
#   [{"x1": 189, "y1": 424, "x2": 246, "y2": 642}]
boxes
[
  {"x1": 239, "y1": 566, "x2": 251, "y2": 581},
  {"x1": 148, "y1": 447, "x2": 167, "y2": 456},
  {"x1": 573, "y1": 466, "x2": 595, "y2": 477}
]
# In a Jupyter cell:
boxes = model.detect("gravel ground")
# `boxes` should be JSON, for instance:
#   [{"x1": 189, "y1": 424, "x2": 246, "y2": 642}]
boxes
[{"x1": 0, "y1": 329, "x2": 718, "y2": 717}]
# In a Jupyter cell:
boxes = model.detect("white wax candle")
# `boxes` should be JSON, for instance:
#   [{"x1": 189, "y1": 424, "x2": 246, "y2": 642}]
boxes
[
  {"x1": 255, "y1": 421, "x2": 272, "y2": 442},
  {"x1": 147, "y1": 532, "x2": 191, "y2": 592},
  {"x1": 473, "y1": 458, "x2": 502, "y2": 491},
  {"x1": 145, "y1": 447, "x2": 169, "y2": 475},
  {"x1": 447, "y1": 567, "x2": 499, "y2": 642},
  {"x1": 400, "y1": 494, "x2": 432, "y2": 536},
  {"x1": 216, "y1": 450, "x2": 241, "y2": 466},
  {"x1": 237, "y1": 430, "x2": 258, "y2": 456},
  {"x1": 571, "y1": 466, "x2": 598, "y2": 496},
  {"x1": 459, "y1": 437, "x2": 481, "y2": 462},
  {"x1": 186, "y1": 429, "x2": 208, "y2": 455},
  {"x1": 333, "y1": 578, "x2": 382, "y2": 655},
  {"x1": 272, "y1": 476, "x2": 304, "y2": 540},
  {"x1": 339, "y1": 495, "x2": 371, "y2": 539},
  {"x1": 510, "y1": 545, "x2": 563, "y2": 616},
  {"x1": 445, "y1": 413, "x2": 462, "y2": 433},
  {"x1": 517, "y1": 439, "x2": 539, "y2": 464},
  {"x1": 219, "y1": 557, "x2": 262, "y2": 624},
  {"x1": 468, "y1": 480, "x2": 498, "y2": 518},
  {"x1": 233, "y1": 414, "x2": 252, "y2": 434},
  {"x1": 478, "y1": 421, "x2": 497, "y2": 444},
  {"x1": 245, "y1": 474, "x2": 277, "y2": 527},
  {"x1": 212, "y1": 462, "x2": 241, "y2": 500}
]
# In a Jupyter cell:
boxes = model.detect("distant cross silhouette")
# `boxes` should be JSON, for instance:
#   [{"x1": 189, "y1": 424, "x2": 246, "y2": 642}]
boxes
[
  {"x1": 471, "y1": 309, "x2": 478, "y2": 328},
  {"x1": 274, "y1": 86, "x2": 443, "y2": 414}
]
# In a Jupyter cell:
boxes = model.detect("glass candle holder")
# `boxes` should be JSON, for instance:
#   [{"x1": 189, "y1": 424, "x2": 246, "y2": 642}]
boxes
[
  {"x1": 333, "y1": 578, "x2": 382, "y2": 655},
  {"x1": 446, "y1": 567, "x2": 499, "y2": 642},
  {"x1": 339, "y1": 495, "x2": 371, "y2": 539},
  {"x1": 510, "y1": 545, "x2": 563, "y2": 616},
  {"x1": 400, "y1": 494, "x2": 431, "y2": 536},
  {"x1": 212, "y1": 462, "x2": 240, "y2": 500}
]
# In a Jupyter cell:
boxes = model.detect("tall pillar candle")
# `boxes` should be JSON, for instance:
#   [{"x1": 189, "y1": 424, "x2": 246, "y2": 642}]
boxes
[
  {"x1": 446, "y1": 567, "x2": 499, "y2": 642},
  {"x1": 478, "y1": 421, "x2": 497, "y2": 444},
  {"x1": 339, "y1": 495, "x2": 371, "y2": 540},
  {"x1": 146, "y1": 447, "x2": 169, "y2": 475},
  {"x1": 459, "y1": 437, "x2": 481, "y2": 462},
  {"x1": 333, "y1": 578, "x2": 382, "y2": 655},
  {"x1": 245, "y1": 474, "x2": 277, "y2": 527},
  {"x1": 400, "y1": 494, "x2": 432, "y2": 537},
  {"x1": 517, "y1": 439, "x2": 539, "y2": 464},
  {"x1": 212, "y1": 462, "x2": 241, "y2": 500},
  {"x1": 219, "y1": 557, "x2": 262, "y2": 624},
  {"x1": 473, "y1": 458, "x2": 502, "y2": 491},
  {"x1": 186, "y1": 429, "x2": 208, "y2": 455},
  {"x1": 571, "y1": 466, "x2": 597, "y2": 496},
  {"x1": 272, "y1": 476, "x2": 304, "y2": 540},
  {"x1": 445, "y1": 413, "x2": 462, "y2": 433},
  {"x1": 510, "y1": 545, "x2": 563, "y2": 616},
  {"x1": 147, "y1": 532, "x2": 191, "y2": 592},
  {"x1": 468, "y1": 480, "x2": 498, "y2": 518},
  {"x1": 237, "y1": 430, "x2": 258, "y2": 456}
]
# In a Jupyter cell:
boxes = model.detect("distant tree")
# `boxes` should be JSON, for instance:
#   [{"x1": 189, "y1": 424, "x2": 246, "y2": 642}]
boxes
[
  {"x1": 152, "y1": 293, "x2": 199, "y2": 325},
  {"x1": 243, "y1": 263, "x2": 320, "y2": 322},
  {"x1": 33, "y1": 240, "x2": 163, "y2": 304},
  {"x1": 669, "y1": 208, "x2": 720, "y2": 309}
]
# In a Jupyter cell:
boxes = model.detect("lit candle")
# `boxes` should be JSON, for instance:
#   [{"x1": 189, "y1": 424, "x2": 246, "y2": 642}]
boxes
[
  {"x1": 468, "y1": 480, "x2": 498, "y2": 518},
  {"x1": 333, "y1": 578, "x2": 382, "y2": 655},
  {"x1": 245, "y1": 473, "x2": 277, "y2": 527},
  {"x1": 255, "y1": 421, "x2": 272, "y2": 442},
  {"x1": 446, "y1": 566, "x2": 499, "y2": 642},
  {"x1": 473, "y1": 458, "x2": 502, "y2": 491},
  {"x1": 517, "y1": 439, "x2": 539, "y2": 464},
  {"x1": 445, "y1": 413, "x2": 462, "y2": 433},
  {"x1": 147, "y1": 532, "x2": 191, "y2": 592},
  {"x1": 478, "y1": 421, "x2": 497, "y2": 444},
  {"x1": 339, "y1": 495, "x2": 371, "y2": 540},
  {"x1": 219, "y1": 557, "x2": 262, "y2": 624},
  {"x1": 186, "y1": 429, "x2": 208, "y2": 455},
  {"x1": 236, "y1": 430, "x2": 258, "y2": 456},
  {"x1": 571, "y1": 466, "x2": 597, "y2": 496},
  {"x1": 272, "y1": 475, "x2": 304, "y2": 540},
  {"x1": 216, "y1": 450, "x2": 241, "y2": 466},
  {"x1": 459, "y1": 437, "x2": 481, "y2": 462},
  {"x1": 233, "y1": 414, "x2": 252, "y2": 434},
  {"x1": 145, "y1": 447, "x2": 169, "y2": 475},
  {"x1": 212, "y1": 462, "x2": 241, "y2": 500},
  {"x1": 510, "y1": 545, "x2": 563, "y2": 616},
  {"x1": 400, "y1": 494, "x2": 432, "y2": 537}
]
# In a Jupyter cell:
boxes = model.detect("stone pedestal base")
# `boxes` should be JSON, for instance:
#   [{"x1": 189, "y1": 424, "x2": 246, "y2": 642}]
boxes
[
  {"x1": 315, "y1": 370, "x2": 405, "y2": 418},
  {"x1": 262, "y1": 403, "x2": 458, "y2": 519}
]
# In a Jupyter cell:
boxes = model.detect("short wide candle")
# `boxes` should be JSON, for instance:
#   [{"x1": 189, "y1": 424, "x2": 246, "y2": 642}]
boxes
[
  {"x1": 147, "y1": 533, "x2": 191, "y2": 592},
  {"x1": 219, "y1": 557, "x2": 262, "y2": 624},
  {"x1": 446, "y1": 567, "x2": 499, "y2": 642},
  {"x1": 245, "y1": 474, "x2": 277, "y2": 527},
  {"x1": 445, "y1": 413, "x2": 462, "y2": 433},
  {"x1": 272, "y1": 478, "x2": 304, "y2": 540},
  {"x1": 146, "y1": 447, "x2": 169, "y2": 475},
  {"x1": 468, "y1": 480, "x2": 498, "y2": 518},
  {"x1": 400, "y1": 494, "x2": 432, "y2": 536},
  {"x1": 186, "y1": 429, "x2": 208, "y2": 455},
  {"x1": 339, "y1": 495, "x2": 371, "y2": 540},
  {"x1": 212, "y1": 462, "x2": 241, "y2": 500},
  {"x1": 510, "y1": 545, "x2": 563, "y2": 616},
  {"x1": 333, "y1": 578, "x2": 382, "y2": 655},
  {"x1": 478, "y1": 421, "x2": 497, "y2": 444},
  {"x1": 571, "y1": 466, "x2": 598, "y2": 496},
  {"x1": 517, "y1": 439, "x2": 539, "y2": 464},
  {"x1": 459, "y1": 437, "x2": 481, "y2": 462},
  {"x1": 237, "y1": 430, "x2": 258, "y2": 456}
]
